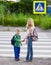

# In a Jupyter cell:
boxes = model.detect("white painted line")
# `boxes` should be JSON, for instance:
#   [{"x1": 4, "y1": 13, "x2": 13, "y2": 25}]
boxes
[
  {"x1": 1, "y1": 54, "x2": 51, "y2": 58},
  {"x1": 0, "y1": 49, "x2": 51, "y2": 53}
]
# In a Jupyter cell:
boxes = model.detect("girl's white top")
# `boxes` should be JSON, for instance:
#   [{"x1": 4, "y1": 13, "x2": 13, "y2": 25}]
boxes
[{"x1": 27, "y1": 27, "x2": 34, "y2": 36}]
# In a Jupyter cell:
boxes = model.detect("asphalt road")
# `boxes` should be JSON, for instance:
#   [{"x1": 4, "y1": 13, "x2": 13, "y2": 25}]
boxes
[
  {"x1": 0, "y1": 57, "x2": 51, "y2": 65},
  {"x1": 0, "y1": 26, "x2": 51, "y2": 65}
]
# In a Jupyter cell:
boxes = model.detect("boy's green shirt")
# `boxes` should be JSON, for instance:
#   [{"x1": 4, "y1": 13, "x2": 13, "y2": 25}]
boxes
[{"x1": 14, "y1": 34, "x2": 21, "y2": 47}]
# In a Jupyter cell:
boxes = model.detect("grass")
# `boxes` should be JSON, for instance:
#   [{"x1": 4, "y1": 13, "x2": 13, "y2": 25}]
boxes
[{"x1": 0, "y1": 13, "x2": 51, "y2": 30}]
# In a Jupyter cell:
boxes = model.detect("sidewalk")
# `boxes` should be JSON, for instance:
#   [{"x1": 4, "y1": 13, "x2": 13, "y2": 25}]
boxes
[
  {"x1": 0, "y1": 26, "x2": 51, "y2": 32},
  {"x1": 0, "y1": 57, "x2": 51, "y2": 65},
  {"x1": 0, "y1": 26, "x2": 51, "y2": 65}
]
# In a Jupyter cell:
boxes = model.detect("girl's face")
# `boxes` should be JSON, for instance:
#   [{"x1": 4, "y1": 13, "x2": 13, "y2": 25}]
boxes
[{"x1": 28, "y1": 20, "x2": 32, "y2": 26}]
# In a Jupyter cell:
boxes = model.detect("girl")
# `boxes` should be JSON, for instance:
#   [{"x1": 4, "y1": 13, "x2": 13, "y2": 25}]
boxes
[{"x1": 22, "y1": 18, "x2": 36, "y2": 62}]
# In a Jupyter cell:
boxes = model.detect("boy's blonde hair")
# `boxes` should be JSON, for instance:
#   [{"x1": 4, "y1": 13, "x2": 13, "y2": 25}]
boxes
[
  {"x1": 16, "y1": 29, "x2": 20, "y2": 32},
  {"x1": 26, "y1": 18, "x2": 35, "y2": 29}
]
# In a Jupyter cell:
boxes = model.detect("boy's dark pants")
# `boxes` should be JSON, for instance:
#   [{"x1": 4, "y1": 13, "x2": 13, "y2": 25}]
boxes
[{"x1": 14, "y1": 46, "x2": 20, "y2": 59}]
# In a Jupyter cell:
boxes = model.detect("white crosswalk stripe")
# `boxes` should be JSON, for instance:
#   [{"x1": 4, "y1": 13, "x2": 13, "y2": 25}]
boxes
[{"x1": 0, "y1": 32, "x2": 51, "y2": 58}]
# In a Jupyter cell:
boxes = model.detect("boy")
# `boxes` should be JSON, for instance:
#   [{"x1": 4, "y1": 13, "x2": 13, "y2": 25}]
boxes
[{"x1": 14, "y1": 29, "x2": 21, "y2": 61}]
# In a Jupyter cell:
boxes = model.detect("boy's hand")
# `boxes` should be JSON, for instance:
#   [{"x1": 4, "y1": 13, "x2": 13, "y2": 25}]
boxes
[
  {"x1": 21, "y1": 39, "x2": 25, "y2": 42},
  {"x1": 21, "y1": 43, "x2": 22, "y2": 46}
]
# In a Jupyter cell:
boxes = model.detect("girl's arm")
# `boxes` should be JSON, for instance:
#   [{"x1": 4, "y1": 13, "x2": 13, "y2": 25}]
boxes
[{"x1": 21, "y1": 33, "x2": 29, "y2": 42}]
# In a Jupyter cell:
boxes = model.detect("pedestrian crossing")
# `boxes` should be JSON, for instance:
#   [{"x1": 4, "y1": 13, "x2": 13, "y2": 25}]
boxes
[{"x1": 0, "y1": 32, "x2": 51, "y2": 58}]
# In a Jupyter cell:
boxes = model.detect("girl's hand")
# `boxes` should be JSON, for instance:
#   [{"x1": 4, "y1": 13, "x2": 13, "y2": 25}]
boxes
[
  {"x1": 21, "y1": 39, "x2": 25, "y2": 42},
  {"x1": 25, "y1": 39, "x2": 28, "y2": 44}
]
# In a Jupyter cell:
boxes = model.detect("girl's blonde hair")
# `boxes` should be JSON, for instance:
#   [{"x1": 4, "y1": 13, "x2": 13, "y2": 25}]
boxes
[{"x1": 26, "y1": 18, "x2": 35, "y2": 29}]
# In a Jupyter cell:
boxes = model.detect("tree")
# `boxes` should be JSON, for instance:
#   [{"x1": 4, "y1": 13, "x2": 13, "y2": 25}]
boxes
[
  {"x1": 21, "y1": 0, "x2": 33, "y2": 2},
  {"x1": 0, "y1": 0, "x2": 7, "y2": 1},
  {"x1": 21, "y1": 0, "x2": 46, "y2": 2}
]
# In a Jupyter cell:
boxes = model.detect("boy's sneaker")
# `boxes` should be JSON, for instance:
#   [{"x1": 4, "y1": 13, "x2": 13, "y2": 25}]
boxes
[
  {"x1": 29, "y1": 60, "x2": 32, "y2": 62},
  {"x1": 15, "y1": 59, "x2": 20, "y2": 61}
]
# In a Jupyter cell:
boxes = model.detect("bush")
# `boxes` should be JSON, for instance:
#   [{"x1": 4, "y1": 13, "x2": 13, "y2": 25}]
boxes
[
  {"x1": 41, "y1": 20, "x2": 51, "y2": 30},
  {"x1": 3, "y1": 13, "x2": 28, "y2": 26},
  {"x1": 0, "y1": 1, "x2": 33, "y2": 14},
  {"x1": 33, "y1": 15, "x2": 41, "y2": 26},
  {"x1": 2, "y1": 13, "x2": 41, "y2": 27},
  {"x1": 9, "y1": 1, "x2": 33, "y2": 14},
  {"x1": 4, "y1": 14, "x2": 13, "y2": 26},
  {"x1": 40, "y1": 15, "x2": 51, "y2": 30},
  {"x1": 16, "y1": 13, "x2": 28, "y2": 26},
  {"x1": 0, "y1": 12, "x2": 51, "y2": 30}
]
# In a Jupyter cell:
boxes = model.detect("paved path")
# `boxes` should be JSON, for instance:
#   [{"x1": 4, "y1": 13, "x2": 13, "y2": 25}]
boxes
[
  {"x1": 0, "y1": 57, "x2": 51, "y2": 65},
  {"x1": 0, "y1": 26, "x2": 51, "y2": 32},
  {"x1": 0, "y1": 27, "x2": 51, "y2": 57},
  {"x1": 0, "y1": 32, "x2": 51, "y2": 57},
  {"x1": 0, "y1": 27, "x2": 51, "y2": 65}
]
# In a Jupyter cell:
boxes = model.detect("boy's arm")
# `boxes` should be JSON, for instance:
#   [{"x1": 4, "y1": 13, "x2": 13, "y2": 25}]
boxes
[
  {"x1": 17, "y1": 38, "x2": 21, "y2": 42},
  {"x1": 14, "y1": 36, "x2": 21, "y2": 42}
]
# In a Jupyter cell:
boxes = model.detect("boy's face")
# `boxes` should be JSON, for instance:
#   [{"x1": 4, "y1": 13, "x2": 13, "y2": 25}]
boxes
[{"x1": 16, "y1": 30, "x2": 20, "y2": 35}]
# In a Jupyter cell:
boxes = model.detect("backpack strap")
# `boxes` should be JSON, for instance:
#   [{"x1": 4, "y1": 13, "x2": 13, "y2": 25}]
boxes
[{"x1": 33, "y1": 28, "x2": 38, "y2": 38}]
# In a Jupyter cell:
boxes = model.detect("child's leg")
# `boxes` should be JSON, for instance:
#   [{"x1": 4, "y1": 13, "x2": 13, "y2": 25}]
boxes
[
  {"x1": 26, "y1": 37, "x2": 31, "y2": 60},
  {"x1": 30, "y1": 46, "x2": 33, "y2": 61},
  {"x1": 14, "y1": 46, "x2": 18, "y2": 59},
  {"x1": 26, "y1": 47, "x2": 30, "y2": 60},
  {"x1": 17, "y1": 47, "x2": 20, "y2": 59},
  {"x1": 26, "y1": 36, "x2": 33, "y2": 61},
  {"x1": 26, "y1": 42, "x2": 30, "y2": 60},
  {"x1": 14, "y1": 46, "x2": 20, "y2": 59}
]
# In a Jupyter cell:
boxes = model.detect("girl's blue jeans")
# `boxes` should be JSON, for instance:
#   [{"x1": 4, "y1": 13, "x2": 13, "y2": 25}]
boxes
[{"x1": 26, "y1": 36, "x2": 33, "y2": 61}]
